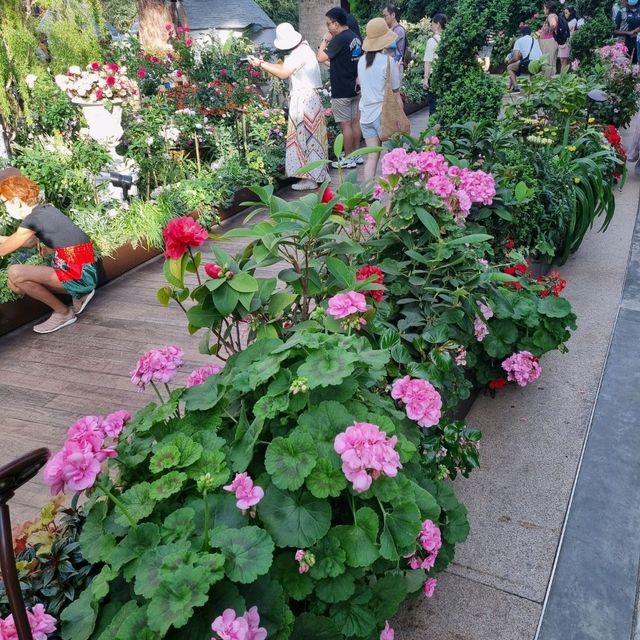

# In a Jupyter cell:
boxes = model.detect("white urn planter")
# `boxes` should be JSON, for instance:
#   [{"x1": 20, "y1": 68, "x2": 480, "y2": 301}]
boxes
[{"x1": 74, "y1": 101, "x2": 124, "y2": 158}]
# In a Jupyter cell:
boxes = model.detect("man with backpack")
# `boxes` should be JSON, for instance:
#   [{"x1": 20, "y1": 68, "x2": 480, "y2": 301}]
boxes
[
  {"x1": 382, "y1": 4, "x2": 411, "y2": 67},
  {"x1": 506, "y1": 25, "x2": 543, "y2": 92}
]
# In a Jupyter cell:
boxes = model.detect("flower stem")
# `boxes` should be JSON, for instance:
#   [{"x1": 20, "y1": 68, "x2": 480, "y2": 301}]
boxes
[
  {"x1": 201, "y1": 490, "x2": 210, "y2": 551},
  {"x1": 98, "y1": 485, "x2": 137, "y2": 528},
  {"x1": 188, "y1": 248, "x2": 202, "y2": 286},
  {"x1": 150, "y1": 381, "x2": 164, "y2": 404}
]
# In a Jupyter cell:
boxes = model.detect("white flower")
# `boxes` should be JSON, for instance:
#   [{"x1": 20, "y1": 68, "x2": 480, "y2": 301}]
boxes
[
  {"x1": 68, "y1": 65, "x2": 82, "y2": 74},
  {"x1": 160, "y1": 126, "x2": 181, "y2": 143},
  {"x1": 146, "y1": 136, "x2": 154, "y2": 146},
  {"x1": 25, "y1": 74, "x2": 38, "y2": 89},
  {"x1": 54, "y1": 74, "x2": 69, "y2": 91}
]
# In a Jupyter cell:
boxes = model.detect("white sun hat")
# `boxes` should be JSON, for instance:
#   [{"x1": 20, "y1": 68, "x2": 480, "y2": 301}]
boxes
[{"x1": 273, "y1": 23, "x2": 303, "y2": 51}]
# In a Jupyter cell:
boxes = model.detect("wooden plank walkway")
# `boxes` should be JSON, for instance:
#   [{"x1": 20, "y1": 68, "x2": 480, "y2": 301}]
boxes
[{"x1": 0, "y1": 109, "x2": 431, "y2": 524}]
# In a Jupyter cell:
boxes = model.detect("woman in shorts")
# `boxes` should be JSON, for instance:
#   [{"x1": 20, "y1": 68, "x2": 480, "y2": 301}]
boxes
[{"x1": 0, "y1": 176, "x2": 97, "y2": 333}]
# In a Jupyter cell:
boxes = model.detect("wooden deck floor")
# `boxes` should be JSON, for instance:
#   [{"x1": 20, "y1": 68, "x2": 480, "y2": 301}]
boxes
[{"x1": 0, "y1": 108, "x2": 430, "y2": 524}]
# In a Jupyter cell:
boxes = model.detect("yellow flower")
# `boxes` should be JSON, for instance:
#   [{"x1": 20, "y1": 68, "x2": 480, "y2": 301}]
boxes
[
  {"x1": 574, "y1": 177, "x2": 581, "y2": 184},
  {"x1": 567, "y1": 145, "x2": 577, "y2": 152},
  {"x1": 588, "y1": 117, "x2": 596, "y2": 124}
]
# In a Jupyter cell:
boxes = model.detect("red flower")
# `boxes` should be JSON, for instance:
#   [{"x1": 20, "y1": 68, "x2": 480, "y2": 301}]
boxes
[
  {"x1": 356, "y1": 265, "x2": 385, "y2": 302},
  {"x1": 204, "y1": 263, "x2": 223, "y2": 279},
  {"x1": 138, "y1": 67, "x2": 147, "y2": 79},
  {"x1": 506, "y1": 239, "x2": 515, "y2": 250},
  {"x1": 185, "y1": 38, "x2": 193, "y2": 46},
  {"x1": 320, "y1": 187, "x2": 345, "y2": 213},
  {"x1": 90, "y1": 62, "x2": 100, "y2": 70},
  {"x1": 220, "y1": 69, "x2": 228, "y2": 77},
  {"x1": 152, "y1": 56, "x2": 160, "y2": 64},
  {"x1": 489, "y1": 378, "x2": 508, "y2": 389},
  {"x1": 95, "y1": 89, "x2": 104, "y2": 100},
  {"x1": 603, "y1": 124, "x2": 621, "y2": 147},
  {"x1": 106, "y1": 75, "x2": 116, "y2": 86},
  {"x1": 163, "y1": 217, "x2": 209, "y2": 259},
  {"x1": 106, "y1": 63, "x2": 119, "y2": 73},
  {"x1": 176, "y1": 69, "x2": 183, "y2": 78}
]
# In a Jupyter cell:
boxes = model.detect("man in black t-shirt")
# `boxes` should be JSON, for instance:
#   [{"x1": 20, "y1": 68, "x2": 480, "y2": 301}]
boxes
[
  {"x1": 0, "y1": 176, "x2": 97, "y2": 334},
  {"x1": 318, "y1": 7, "x2": 363, "y2": 169}
]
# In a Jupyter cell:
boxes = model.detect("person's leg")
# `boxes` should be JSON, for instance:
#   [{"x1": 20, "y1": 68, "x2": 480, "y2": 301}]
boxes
[
  {"x1": 507, "y1": 60, "x2": 520, "y2": 90},
  {"x1": 7, "y1": 264, "x2": 69, "y2": 314},
  {"x1": 363, "y1": 136, "x2": 381, "y2": 182}
]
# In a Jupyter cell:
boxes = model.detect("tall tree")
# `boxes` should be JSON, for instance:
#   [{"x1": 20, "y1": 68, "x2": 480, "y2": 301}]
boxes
[{"x1": 137, "y1": 0, "x2": 173, "y2": 51}]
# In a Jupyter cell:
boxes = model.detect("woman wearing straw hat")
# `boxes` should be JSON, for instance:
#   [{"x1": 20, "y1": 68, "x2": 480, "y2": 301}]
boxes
[
  {"x1": 249, "y1": 24, "x2": 329, "y2": 190},
  {"x1": 357, "y1": 17, "x2": 402, "y2": 181}
]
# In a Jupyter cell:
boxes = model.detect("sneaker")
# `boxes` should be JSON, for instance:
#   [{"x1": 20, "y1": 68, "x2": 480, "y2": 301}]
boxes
[
  {"x1": 33, "y1": 310, "x2": 77, "y2": 334},
  {"x1": 331, "y1": 157, "x2": 357, "y2": 170},
  {"x1": 355, "y1": 156, "x2": 365, "y2": 165},
  {"x1": 292, "y1": 179, "x2": 318, "y2": 191},
  {"x1": 72, "y1": 289, "x2": 95, "y2": 315}
]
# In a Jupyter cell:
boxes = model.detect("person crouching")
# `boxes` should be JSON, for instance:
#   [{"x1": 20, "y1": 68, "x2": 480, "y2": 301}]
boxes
[{"x1": 0, "y1": 176, "x2": 97, "y2": 333}]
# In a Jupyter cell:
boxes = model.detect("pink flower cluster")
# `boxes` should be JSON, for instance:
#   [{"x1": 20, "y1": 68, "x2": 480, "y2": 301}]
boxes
[
  {"x1": 186, "y1": 364, "x2": 223, "y2": 387},
  {"x1": 54, "y1": 62, "x2": 137, "y2": 102},
  {"x1": 43, "y1": 411, "x2": 130, "y2": 495},
  {"x1": 350, "y1": 206, "x2": 376, "y2": 235},
  {"x1": 294, "y1": 549, "x2": 316, "y2": 574},
  {"x1": 407, "y1": 519, "x2": 442, "y2": 572},
  {"x1": 0, "y1": 604, "x2": 56, "y2": 640},
  {"x1": 378, "y1": 148, "x2": 496, "y2": 224},
  {"x1": 334, "y1": 422, "x2": 402, "y2": 493},
  {"x1": 597, "y1": 41, "x2": 629, "y2": 64},
  {"x1": 223, "y1": 473, "x2": 264, "y2": 510},
  {"x1": 423, "y1": 577, "x2": 438, "y2": 598},
  {"x1": 391, "y1": 376, "x2": 442, "y2": 428},
  {"x1": 211, "y1": 607, "x2": 267, "y2": 640},
  {"x1": 474, "y1": 300, "x2": 494, "y2": 342},
  {"x1": 501, "y1": 351, "x2": 542, "y2": 387},
  {"x1": 130, "y1": 345, "x2": 184, "y2": 391},
  {"x1": 380, "y1": 621, "x2": 395, "y2": 640},
  {"x1": 327, "y1": 291, "x2": 367, "y2": 319}
]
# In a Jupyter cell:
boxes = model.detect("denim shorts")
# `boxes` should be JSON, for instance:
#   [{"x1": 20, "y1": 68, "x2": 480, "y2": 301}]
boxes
[{"x1": 361, "y1": 116, "x2": 382, "y2": 139}]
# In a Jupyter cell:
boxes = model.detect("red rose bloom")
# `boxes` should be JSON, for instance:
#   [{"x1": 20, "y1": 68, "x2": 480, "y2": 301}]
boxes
[
  {"x1": 163, "y1": 217, "x2": 209, "y2": 259},
  {"x1": 90, "y1": 62, "x2": 100, "y2": 71},
  {"x1": 95, "y1": 89, "x2": 104, "y2": 100},
  {"x1": 106, "y1": 63, "x2": 119, "y2": 73},
  {"x1": 138, "y1": 67, "x2": 147, "y2": 79},
  {"x1": 356, "y1": 265, "x2": 385, "y2": 302},
  {"x1": 489, "y1": 378, "x2": 508, "y2": 389},
  {"x1": 320, "y1": 187, "x2": 345, "y2": 213},
  {"x1": 204, "y1": 263, "x2": 223, "y2": 279},
  {"x1": 106, "y1": 75, "x2": 116, "y2": 86}
]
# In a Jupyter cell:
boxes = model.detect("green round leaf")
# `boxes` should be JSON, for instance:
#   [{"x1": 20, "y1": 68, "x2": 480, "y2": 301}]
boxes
[
  {"x1": 211, "y1": 526, "x2": 275, "y2": 583},
  {"x1": 259, "y1": 486, "x2": 332, "y2": 548},
  {"x1": 265, "y1": 432, "x2": 317, "y2": 491},
  {"x1": 315, "y1": 572, "x2": 356, "y2": 603},
  {"x1": 305, "y1": 458, "x2": 347, "y2": 499}
]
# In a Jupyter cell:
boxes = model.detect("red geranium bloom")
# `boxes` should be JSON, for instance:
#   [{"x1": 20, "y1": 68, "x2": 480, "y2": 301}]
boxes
[
  {"x1": 106, "y1": 75, "x2": 116, "y2": 86},
  {"x1": 163, "y1": 217, "x2": 209, "y2": 259},
  {"x1": 106, "y1": 63, "x2": 119, "y2": 73},
  {"x1": 356, "y1": 265, "x2": 385, "y2": 302},
  {"x1": 489, "y1": 378, "x2": 508, "y2": 389},
  {"x1": 95, "y1": 89, "x2": 104, "y2": 100},
  {"x1": 138, "y1": 67, "x2": 147, "y2": 79},
  {"x1": 90, "y1": 62, "x2": 100, "y2": 71},
  {"x1": 320, "y1": 187, "x2": 345, "y2": 213},
  {"x1": 506, "y1": 239, "x2": 515, "y2": 250}
]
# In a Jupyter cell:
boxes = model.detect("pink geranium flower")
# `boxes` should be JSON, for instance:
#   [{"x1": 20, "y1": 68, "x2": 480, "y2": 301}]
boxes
[
  {"x1": 0, "y1": 604, "x2": 57, "y2": 640},
  {"x1": 327, "y1": 291, "x2": 367, "y2": 319},
  {"x1": 391, "y1": 376, "x2": 442, "y2": 428},
  {"x1": 61, "y1": 444, "x2": 102, "y2": 492},
  {"x1": 211, "y1": 607, "x2": 267, "y2": 640},
  {"x1": 474, "y1": 317, "x2": 489, "y2": 342},
  {"x1": 501, "y1": 351, "x2": 542, "y2": 386},
  {"x1": 334, "y1": 422, "x2": 401, "y2": 493},
  {"x1": 223, "y1": 473, "x2": 264, "y2": 510},
  {"x1": 130, "y1": 345, "x2": 185, "y2": 391},
  {"x1": 380, "y1": 621, "x2": 395, "y2": 640},
  {"x1": 423, "y1": 577, "x2": 438, "y2": 598},
  {"x1": 186, "y1": 364, "x2": 223, "y2": 388},
  {"x1": 420, "y1": 519, "x2": 442, "y2": 553},
  {"x1": 102, "y1": 410, "x2": 131, "y2": 438}
]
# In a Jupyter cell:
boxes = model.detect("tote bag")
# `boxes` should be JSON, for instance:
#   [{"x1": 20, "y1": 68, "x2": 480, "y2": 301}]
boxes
[{"x1": 380, "y1": 57, "x2": 411, "y2": 142}]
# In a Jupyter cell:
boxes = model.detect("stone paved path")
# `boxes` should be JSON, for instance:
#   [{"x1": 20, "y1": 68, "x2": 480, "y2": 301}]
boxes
[{"x1": 1, "y1": 108, "x2": 637, "y2": 639}]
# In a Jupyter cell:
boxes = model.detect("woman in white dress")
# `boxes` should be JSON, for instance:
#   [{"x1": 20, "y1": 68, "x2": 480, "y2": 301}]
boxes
[{"x1": 249, "y1": 23, "x2": 329, "y2": 190}]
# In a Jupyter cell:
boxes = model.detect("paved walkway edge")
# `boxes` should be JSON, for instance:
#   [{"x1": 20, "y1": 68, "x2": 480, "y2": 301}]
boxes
[{"x1": 535, "y1": 188, "x2": 640, "y2": 640}]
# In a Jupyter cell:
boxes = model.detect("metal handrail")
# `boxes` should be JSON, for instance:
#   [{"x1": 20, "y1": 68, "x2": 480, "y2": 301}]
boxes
[{"x1": 0, "y1": 449, "x2": 50, "y2": 640}]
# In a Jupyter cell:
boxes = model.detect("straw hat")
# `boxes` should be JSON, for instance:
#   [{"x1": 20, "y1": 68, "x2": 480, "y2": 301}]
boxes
[
  {"x1": 362, "y1": 17, "x2": 397, "y2": 52},
  {"x1": 273, "y1": 23, "x2": 303, "y2": 51}
]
